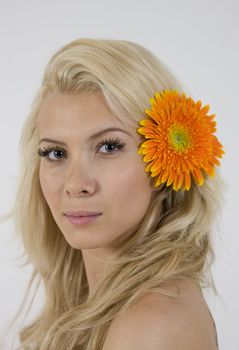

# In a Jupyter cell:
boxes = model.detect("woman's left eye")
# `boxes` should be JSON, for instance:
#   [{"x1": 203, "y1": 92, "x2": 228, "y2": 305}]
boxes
[
  {"x1": 95, "y1": 137, "x2": 126, "y2": 154},
  {"x1": 37, "y1": 146, "x2": 65, "y2": 161}
]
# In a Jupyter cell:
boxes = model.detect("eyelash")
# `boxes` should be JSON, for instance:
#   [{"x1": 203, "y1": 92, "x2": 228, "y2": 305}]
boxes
[{"x1": 37, "y1": 137, "x2": 126, "y2": 162}]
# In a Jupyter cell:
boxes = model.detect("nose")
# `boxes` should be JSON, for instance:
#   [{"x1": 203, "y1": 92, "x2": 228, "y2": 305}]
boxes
[{"x1": 64, "y1": 160, "x2": 97, "y2": 198}]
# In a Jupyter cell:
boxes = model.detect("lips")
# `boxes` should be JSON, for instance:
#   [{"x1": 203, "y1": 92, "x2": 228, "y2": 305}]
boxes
[
  {"x1": 64, "y1": 211, "x2": 102, "y2": 217},
  {"x1": 64, "y1": 212, "x2": 102, "y2": 225}
]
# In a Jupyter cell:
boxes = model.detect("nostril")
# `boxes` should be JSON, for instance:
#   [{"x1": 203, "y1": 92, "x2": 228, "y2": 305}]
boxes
[{"x1": 66, "y1": 187, "x2": 92, "y2": 198}]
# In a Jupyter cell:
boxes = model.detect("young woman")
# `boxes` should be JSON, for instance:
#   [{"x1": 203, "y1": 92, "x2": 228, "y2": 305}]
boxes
[{"x1": 9, "y1": 38, "x2": 224, "y2": 349}]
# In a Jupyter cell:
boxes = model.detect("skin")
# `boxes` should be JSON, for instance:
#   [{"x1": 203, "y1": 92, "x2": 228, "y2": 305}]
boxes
[
  {"x1": 102, "y1": 280, "x2": 219, "y2": 349},
  {"x1": 37, "y1": 91, "x2": 155, "y2": 295}
]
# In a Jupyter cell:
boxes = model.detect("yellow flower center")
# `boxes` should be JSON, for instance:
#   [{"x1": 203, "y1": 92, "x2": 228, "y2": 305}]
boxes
[{"x1": 168, "y1": 124, "x2": 192, "y2": 152}]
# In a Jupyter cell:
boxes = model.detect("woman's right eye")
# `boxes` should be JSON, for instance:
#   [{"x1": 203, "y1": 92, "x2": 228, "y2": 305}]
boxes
[{"x1": 37, "y1": 147, "x2": 65, "y2": 162}]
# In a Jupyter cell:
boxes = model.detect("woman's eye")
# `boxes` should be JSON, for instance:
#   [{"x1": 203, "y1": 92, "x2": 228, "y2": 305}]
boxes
[
  {"x1": 37, "y1": 137, "x2": 126, "y2": 162},
  {"x1": 96, "y1": 137, "x2": 126, "y2": 154},
  {"x1": 37, "y1": 147, "x2": 65, "y2": 161}
]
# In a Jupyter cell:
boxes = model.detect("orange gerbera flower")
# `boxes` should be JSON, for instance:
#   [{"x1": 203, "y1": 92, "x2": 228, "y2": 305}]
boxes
[{"x1": 137, "y1": 90, "x2": 225, "y2": 191}]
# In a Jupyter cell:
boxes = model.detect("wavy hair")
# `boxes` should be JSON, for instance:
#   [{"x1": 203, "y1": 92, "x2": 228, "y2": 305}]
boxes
[{"x1": 7, "y1": 38, "x2": 225, "y2": 349}]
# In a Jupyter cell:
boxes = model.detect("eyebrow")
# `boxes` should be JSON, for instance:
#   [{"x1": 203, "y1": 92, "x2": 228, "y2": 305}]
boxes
[{"x1": 39, "y1": 127, "x2": 133, "y2": 145}]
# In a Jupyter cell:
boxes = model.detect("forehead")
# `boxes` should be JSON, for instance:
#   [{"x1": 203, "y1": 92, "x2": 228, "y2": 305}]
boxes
[
  {"x1": 38, "y1": 91, "x2": 116, "y2": 124},
  {"x1": 37, "y1": 92, "x2": 140, "y2": 144}
]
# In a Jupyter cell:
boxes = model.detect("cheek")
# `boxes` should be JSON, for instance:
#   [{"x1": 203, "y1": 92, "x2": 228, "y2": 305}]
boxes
[
  {"x1": 39, "y1": 165, "x2": 61, "y2": 207},
  {"x1": 106, "y1": 158, "x2": 153, "y2": 213}
]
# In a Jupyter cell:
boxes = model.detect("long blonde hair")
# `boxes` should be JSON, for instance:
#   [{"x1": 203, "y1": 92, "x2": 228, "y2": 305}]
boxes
[{"x1": 8, "y1": 38, "x2": 225, "y2": 349}]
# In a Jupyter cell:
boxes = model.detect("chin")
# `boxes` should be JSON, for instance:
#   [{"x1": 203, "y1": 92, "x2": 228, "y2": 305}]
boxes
[{"x1": 61, "y1": 232, "x2": 110, "y2": 250}]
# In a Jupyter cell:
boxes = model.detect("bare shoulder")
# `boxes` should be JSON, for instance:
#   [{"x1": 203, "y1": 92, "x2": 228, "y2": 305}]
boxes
[{"x1": 102, "y1": 279, "x2": 218, "y2": 350}]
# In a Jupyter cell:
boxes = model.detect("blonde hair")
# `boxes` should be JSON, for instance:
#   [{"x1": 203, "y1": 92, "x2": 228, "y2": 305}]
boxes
[{"x1": 7, "y1": 38, "x2": 225, "y2": 349}]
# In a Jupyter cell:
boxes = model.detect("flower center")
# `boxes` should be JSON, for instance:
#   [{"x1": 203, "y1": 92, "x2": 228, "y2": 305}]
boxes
[{"x1": 168, "y1": 124, "x2": 192, "y2": 152}]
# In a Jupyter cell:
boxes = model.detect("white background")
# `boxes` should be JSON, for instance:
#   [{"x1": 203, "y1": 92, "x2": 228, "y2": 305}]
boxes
[{"x1": 0, "y1": 0, "x2": 238, "y2": 349}]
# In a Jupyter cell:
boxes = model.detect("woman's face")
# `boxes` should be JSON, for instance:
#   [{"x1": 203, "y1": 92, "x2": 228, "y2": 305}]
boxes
[{"x1": 38, "y1": 91, "x2": 154, "y2": 253}]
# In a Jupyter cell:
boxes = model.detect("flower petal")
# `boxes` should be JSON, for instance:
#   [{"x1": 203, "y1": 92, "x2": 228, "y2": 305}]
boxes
[{"x1": 184, "y1": 172, "x2": 191, "y2": 190}]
